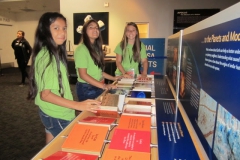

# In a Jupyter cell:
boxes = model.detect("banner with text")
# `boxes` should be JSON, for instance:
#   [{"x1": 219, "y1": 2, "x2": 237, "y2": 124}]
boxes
[
  {"x1": 0, "y1": 15, "x2": 12, "y2": 26},
  {"x1": 140, "y1": 38, "x2": 165, "y2": 75},
  {"x1": 178, "y1": 17, "x2": 240, "y2": 160}
]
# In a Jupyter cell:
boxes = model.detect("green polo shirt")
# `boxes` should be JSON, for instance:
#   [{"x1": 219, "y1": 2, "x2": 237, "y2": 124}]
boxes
[
  {"x1": 35, "y1": 47, "x2": 75, "y2": 121},
  {"x1": 114, "y1": 42, "x2": 147, "y2": 76},
  {"x1": 74, "y1": 43, "x2": 103, "y2": 83}
]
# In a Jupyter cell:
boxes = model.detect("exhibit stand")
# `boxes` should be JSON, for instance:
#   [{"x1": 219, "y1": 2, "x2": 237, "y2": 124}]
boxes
[
  {"x1": 31, "y1": 87, "x2": 159, "y2": 160},
  {"x1": 32, "y1": 2, "x2": 240, "y2": 159}
]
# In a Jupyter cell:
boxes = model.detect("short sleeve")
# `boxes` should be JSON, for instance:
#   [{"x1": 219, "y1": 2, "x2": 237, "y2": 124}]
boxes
[
  {"x1": 114, "y1": 43, "x2": 123, "y2": 55},
  {"x1": 35, "y1": 51, "x2": 59, "y2": 92},
  {"x1": 74, "y1": 44, "x2": 89, "y2": 69}
]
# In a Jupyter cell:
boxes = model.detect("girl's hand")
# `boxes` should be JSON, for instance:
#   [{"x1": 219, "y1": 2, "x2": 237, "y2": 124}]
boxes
[
  {"x1": 77, "y1": 99, "x2": 101, "y2": 113},
  {"x1": 137, "y1": 74, "x2": 150, "y2": 82},
  {"x1": 103, "y1": 84, "x2": 117, "y2": 90},
  {"x1": 115, "y1": 76, "x2": 122, "y2": 81},
  {"x1": 140, "y1": 73, "x2": 148, "y2": 79},
  {"x1": 123, "y1": 73, "x2": 133, "y2": 78}
]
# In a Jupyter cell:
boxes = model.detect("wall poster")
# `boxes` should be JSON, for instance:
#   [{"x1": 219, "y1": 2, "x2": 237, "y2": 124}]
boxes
[
  {"x1": 173, "y1": 9, "x2": 220, "y2": 34},
  {"x1": 73, "y1": 12, "x2": 109, "y2": 45}
]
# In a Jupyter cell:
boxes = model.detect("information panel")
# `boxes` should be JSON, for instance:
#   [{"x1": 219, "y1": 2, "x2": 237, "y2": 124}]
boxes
[
  {"x1": 155, "y1": 99, "x2": 199, "y2": 160},
  {"x1": 178, "y1": 17, "x2": 240, "y2": 160}
]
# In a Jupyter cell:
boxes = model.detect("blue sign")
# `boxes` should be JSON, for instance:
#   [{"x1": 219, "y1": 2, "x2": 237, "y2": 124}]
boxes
[
  {"x1": 155, "y1": 99, "x2": 200, "y2": 160},
  {"x1": 141, "y1": 38, "x2": 165, "y2": 75},
  {"x1": 175, "y1": 17, "x2": 240, "y2": 160}
]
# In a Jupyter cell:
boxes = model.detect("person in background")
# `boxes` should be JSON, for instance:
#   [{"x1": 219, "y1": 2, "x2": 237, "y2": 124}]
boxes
[
  {"x1": 74, "y1": 19, "x2": 118, "y2": 102},
  {"x1": 114, "y1": 22, "x2": 148, "y2": 79},
  {"x1": 27, "y1": 12, "x2": 100, "y2": 144},
  {"x1": 11, "y1": 30, "x2": 32, "y2": 87}
]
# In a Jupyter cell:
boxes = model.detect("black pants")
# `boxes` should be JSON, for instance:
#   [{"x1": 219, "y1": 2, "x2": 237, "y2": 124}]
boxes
[{"x1": 17, "y1": 59, "x2": 28, "y2": 84}]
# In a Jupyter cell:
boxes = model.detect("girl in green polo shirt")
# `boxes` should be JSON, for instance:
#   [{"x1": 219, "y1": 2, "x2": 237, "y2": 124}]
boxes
[
  {"x1": 114, "y1": 22, "x2": 148, "y2": 79},
  {"x1": 74, "y1": 19, "x2": 118, "y2": 101},
  {"x1": 27, "y1": 12, "x2": 100, "y2": 144}
]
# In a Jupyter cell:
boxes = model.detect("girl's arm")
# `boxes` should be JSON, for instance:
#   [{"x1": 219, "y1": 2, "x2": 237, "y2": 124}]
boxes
[
  {"x1": 140, "y1": 58, "x2": 148, "y2": 78},
  {"x1": 78, "y1": 68, "x2": 105, "y2": 89},
  {"x1": 78, "y1": 68, "x2": 117, "y2": 90},
  {"x1": 102, "y1": 72, "x2": 119, "y2": 81},
  {"x1": 116, "y1": 54, "x2": 132, "y2": 78},
  {"x1": 40, "y1": 89, "x2": 100, "y2": 112}
]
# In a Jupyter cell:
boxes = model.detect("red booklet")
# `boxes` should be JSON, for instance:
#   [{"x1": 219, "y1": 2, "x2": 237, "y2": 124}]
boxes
[
  {"x1": 95, "y1": 110, "x2": 119, "y2": 118},
  {"x1": 61, "y1": 123, "x2": 109, "y2": 156},
  {"x1": 44, "y1": 151, "x2": 98, "y2": 160},
  {"x1": 109, "y1": 128, "x2": 151, "y2": 153},
  {"x1": 79, "y1": 116, "x2": 116, "y2": 125},
  {"x1": 118, "y1": 115, "x2": 151, "y2": 131}
]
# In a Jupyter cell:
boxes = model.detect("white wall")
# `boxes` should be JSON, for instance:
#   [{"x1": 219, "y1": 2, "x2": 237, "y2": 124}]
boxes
[
  {"x1": 60, "y1": 0, "x2": 239, "y2": 57},
  {"x1": 0, "y1": 0, "x2": 239, "y2": 66},
  {"x1": 0, "y1": 11, "x2": 58, "y2": 67},
  {"x1": 0, "y1": 12, "x2": 17, "y2": 67}
]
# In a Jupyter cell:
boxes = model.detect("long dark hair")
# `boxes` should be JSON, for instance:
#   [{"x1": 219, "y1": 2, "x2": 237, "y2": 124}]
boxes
[
  {"x1": 27, "y1": 12, "x2": 68, "y2": 100},
  {"x1": 80, "y1": 19, "x2": 104, "y2": 70},
  {"x1": 120, "y1": 22, "x2": 141, "y2": 63}
]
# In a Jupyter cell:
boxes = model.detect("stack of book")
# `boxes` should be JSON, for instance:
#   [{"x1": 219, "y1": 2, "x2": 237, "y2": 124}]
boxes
[
  {"x1": 60, "y1": 115, "x2": 118, "y2": 157},
  {"x1": 33, "y1": 74, "x2": 158, "y2": 160},
  {"x1": 102, "y1": 114, "x2": 152, "y2": 160},
  {"x1": 113, "y1": 74, "x2": 155, "y2": 99},
  {"x1": 122, "y1": 98, "x2": 153, "y2": 116},
  {"x1": 61, "y1": 123, "x2": 109, "y2": 156},
  {"x1": 132, "y1": 75, "x2": 154, "y2": 92},
  {"x1": 132, "y1": 82, "x2": 154, "y2": 92},
  {"x1": 95, "y1": 93, "x2": 125, "y2": 118},
  {"x1": 123, "y1": 97, "x2": 157, "y2": 127}
]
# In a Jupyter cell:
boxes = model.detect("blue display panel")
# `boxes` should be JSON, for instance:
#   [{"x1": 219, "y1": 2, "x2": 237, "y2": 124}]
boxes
[
  {"x1": 178, "y1": 18, "x2": 240, "y2": 160},
  {"x1": 154, "y1": 75, "x2": 174, "y2": 99},
  {"x1": 155, "y1": 99, "x2": 199, "y2": 160},
  {"x1": 140, "y1": 38, "x2": 165, "y2": 75}
]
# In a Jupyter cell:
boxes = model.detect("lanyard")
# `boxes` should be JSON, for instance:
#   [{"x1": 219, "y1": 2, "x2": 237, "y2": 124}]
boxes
[{"x1": 128, "y1": 47, "x2": 133, "y2": 64}]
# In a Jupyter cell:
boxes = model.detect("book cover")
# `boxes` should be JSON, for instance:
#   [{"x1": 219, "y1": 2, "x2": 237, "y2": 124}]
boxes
[
  {"x1": 108, "y1": 88, "x2": 130, "y2": 96},
  {"x1": 126, "y1": 100, "x2": 152, "y2": 106},
  {"x1": 118, "y1": 80, "x2": 135, "y2": 84},
  {"x1": 119, "y1": 77, "x2": 135, "y2": 81},
  {"x1": 95, "y1": 110, "x2": 119, "y2": 118},
  {"x1": 109, "y1": 128, "x2": 151, "y2": 153},
  {"x1": 44, "y1": 151, "x2": 98, "y2": 160},
  {"x1": 101, "y1": 148, "x2": 150, "y2": 160},
  {"x1": 78, "y1": 116, "x2": 116, "y2": 128},
  {"x1": 116, "y1": 83, "x2": 133, "y2": 88},
  {"x1": 101, "y1": 93, "x2": 119, "y2": 107},
  {"x1": 61, "y1": 123, "x2": 109, "y2": 156},
  {"x1": 117, "y1": 115, "x2": 151, "y2": 131},
  {"x1": 99, "y1": 94, "x2": 125, "y2": 113},
  {"x1": 136, "y1": 74, "x2": 154, "y2": 79},
  {"x1": 129, "y1": 91, "x2": 152, "y2": 98},
  {"x1": 123, "y1": 105, "x2": 152, "y2": 116},
  {"x1": 135, "y1": 77, "x2": 153, "y2": 84},
  {"x1": 132, "y1": 83, "x2": 153, "y2": 91}
]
